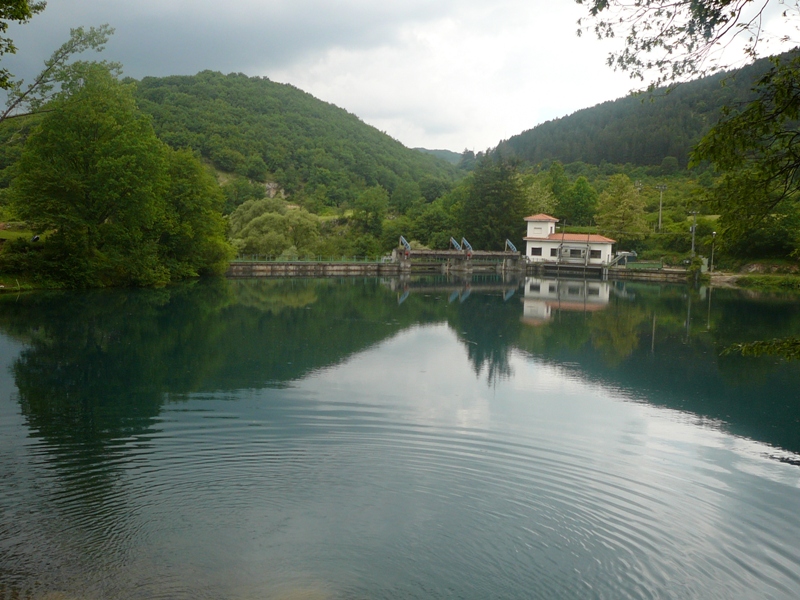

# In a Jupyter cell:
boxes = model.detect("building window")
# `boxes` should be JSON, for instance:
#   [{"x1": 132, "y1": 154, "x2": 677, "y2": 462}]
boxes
[
  {"x1": 531, "y1": 247, "x2": 542, "y2": 256},
  {"x1": 569, "y1": 248, "x2": 583, "y2": 258},
  {"x1": 549, "y1": 284, "x2": 557, "y2": 293},
  {"x1": 529, "y1": 284, "x2": 540, "y2": 293},
  {"x1": 590, "y1": 249, "x2": 601, "y2": 259},
  {"x1": 550, "y1": 248, "x2": 558, "y2": 257},
  {"x1": 587, "y1": 287, "x2": 600, "y2": 296}
]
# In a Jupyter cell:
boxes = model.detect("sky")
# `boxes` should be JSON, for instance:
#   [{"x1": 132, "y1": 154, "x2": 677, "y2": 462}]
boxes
[{"x1": 3, "y1": 0, "x2": 796, "y2": 152}]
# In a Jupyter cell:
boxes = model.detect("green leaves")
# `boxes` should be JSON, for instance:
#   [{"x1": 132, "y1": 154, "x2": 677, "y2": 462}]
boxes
[
  {"x1": 724, "y1": 338, "x2": 800, "y2": 361},
  {"x1": 461, "y1": 156, "x2": 528, "y2": 250},
  {"x1": 576, "y1": 0, "x2": 761, "y2": 86},
  {"x1": 595, "y1": 174, "x2": 648, "y2": 243},
  {"x1": 557, "y1": 175, "x2": 598, "y2": 226},
  {"x1": 0, "y1": 0, "x2": 46, "y2": 90},
  {"x1": 162, "y1": 149, "x2": 233, "y2": 276},
  {"x1": 7, "y1": 66, "x2": 232, "y2": 287},
  {"x1": 351, "y1": 186, "x2": 389, "y2": 237},
  {"x1": 693, "y1": 53, "x2": 800, "y2": 253},
  {"x1": 2, "y1": 24, "x2": 117, "y2": 122},
  {"x1": 133, "y1": 71, "x2": 457, "y2": 206},
  {"x1": 228, "y1": 198, "x2": 320, "y2": 258}
]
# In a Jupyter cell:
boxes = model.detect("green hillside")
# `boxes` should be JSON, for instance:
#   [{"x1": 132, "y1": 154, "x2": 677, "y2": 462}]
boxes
[
  {"x1": 496, "y1": 55, "x2": 782, "y2": 168},
  {"x1": 133, "y1": 71, "x2": 457, "y2": 209},
  {"x1": 414, "y1": 148, "x2": 462, "y2": 165}
]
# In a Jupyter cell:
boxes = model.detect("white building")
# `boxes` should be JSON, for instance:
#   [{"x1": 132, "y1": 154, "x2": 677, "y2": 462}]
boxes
[{"x1": 524, "y1": 214, "x2": 615, "y2": 265}]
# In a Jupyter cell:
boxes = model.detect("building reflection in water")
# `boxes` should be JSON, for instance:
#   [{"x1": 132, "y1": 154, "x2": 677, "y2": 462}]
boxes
[{"x1": 522, "y1": 277, "x2": 611, "y2": 325}]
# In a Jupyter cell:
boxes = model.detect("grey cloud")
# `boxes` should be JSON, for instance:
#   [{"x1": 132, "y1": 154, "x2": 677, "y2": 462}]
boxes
[{"x1": 4, "y1": 0, "x2": 461, "y2": 80}]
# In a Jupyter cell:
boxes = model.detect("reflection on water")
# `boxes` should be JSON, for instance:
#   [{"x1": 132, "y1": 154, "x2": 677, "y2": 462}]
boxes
[
  {"x1": 522, "y1": 277, "x2": 611, "y2": 324},
  {"x1": 1, "y1": 276, "x2": 800, "y2": 599}
]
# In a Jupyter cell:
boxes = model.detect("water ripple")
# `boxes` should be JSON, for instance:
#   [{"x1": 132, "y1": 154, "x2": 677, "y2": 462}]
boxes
[{"x1": 2, "y1": 390, "x2": 800, "y2": 600}]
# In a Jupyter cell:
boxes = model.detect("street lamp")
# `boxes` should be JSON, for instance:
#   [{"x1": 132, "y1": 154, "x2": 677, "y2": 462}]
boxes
[{"x1": 710, "y1": 231, "x2": 716, "y2": 273}]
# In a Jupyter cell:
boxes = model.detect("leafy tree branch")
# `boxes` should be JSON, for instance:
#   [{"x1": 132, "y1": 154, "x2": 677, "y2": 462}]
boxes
[
  {"x1": 576, "y1": 0, "x2": 791, "y2": 85},
  {"x1": 1, "y1": 24, "x2": 116, "y2": 124},
  {"x1": 0, "y1": 0, "x2": 45, "y2": 89}
]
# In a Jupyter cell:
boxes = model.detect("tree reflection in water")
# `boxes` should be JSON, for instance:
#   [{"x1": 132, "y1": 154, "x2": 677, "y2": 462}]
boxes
[{"x1": 2, "y1": 275, "x2": 800, "y2": 467}]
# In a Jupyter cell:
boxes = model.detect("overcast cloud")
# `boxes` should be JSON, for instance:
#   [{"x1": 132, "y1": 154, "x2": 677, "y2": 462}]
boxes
[{"x1": 3, "y1": 0, "x2": 792, "y2": 151}]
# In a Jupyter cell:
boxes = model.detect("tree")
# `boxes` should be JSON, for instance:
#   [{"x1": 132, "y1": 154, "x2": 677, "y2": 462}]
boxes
[
  {"x1": 2, "y1": 24, "x2": 116, "y2": 123},
  {"x1": 595, "y1": 174, "x2": 648, "y2": 243},
  {"x1": 9, "y1": 66, "x2": 232, "y2": 286},
  {"x1": 228, "y1": 197, "x2": 287, "y2": 239},
  {"x1": 409, "y1": 199, "x2": 457, "y2": 249},
  {"x1": 221, "y1": 176, "x2": 266, "y2": 214},
  {"x1": 227, "y1": 195, "x2": 321, "y2": 258},
  {"x1": 660, "y1": 156, "x2": 679, "y2": 175},
  {"x1": 461, "y1": 155, "x2": 528, "y2": 250},
  {"x1": 520, "y1": 171, "x2": 557, "y2": 216},
  {"x1": 458, "y1": 149, "x2": 477, "y2": 171},
  {"x1": 11, "y1": 67, "x2": 170, "y2": 285},
  {"x1": 351, "y1": 186, "x2": 389, "y2": 236},
  {"x1": 0, "y1": 0, "x2": 45, "y2": 90},
  {"x1": 559, "y1": 176, "x2": 598, "y2": 225},
  {"x1": 390, "y1": 180, "x2": 421, "y2": 214},
  {"x1": 161, "y1": 149, "x2": 233, "y2": 277},
  {"x1": 548, "y1": 161, "x2": 570, "y2": 208},
  {"x1": 418, "y1": 175, "x2": 452, "y2": 203},
  {"x1": 693, "y1": 52, "x2": 800, "y2": 248},
  {"x1": 576, "y1": 0, "x2": 791, "y2": 86}
]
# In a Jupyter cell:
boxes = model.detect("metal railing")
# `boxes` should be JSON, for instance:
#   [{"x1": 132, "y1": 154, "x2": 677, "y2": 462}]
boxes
[
  {"x1": 624, "y1": 261, "x2": 664, "y2": 270},
  {"x1": 232, "y1": 255, "x2": 387, "y2": 264}
]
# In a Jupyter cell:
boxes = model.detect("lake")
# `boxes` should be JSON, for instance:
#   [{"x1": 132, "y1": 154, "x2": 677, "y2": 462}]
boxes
[{"x1": 1, "y1": 276, "x2": 799, "y2": 599}]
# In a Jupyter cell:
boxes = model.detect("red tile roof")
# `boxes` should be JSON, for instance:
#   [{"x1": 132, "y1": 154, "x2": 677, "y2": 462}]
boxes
[
  {"x1": 524, "y1": 214, "x2": 559, "y2": 222},
  {"x1": 524, "y1": 233, "x2": 616, "y2": 243}
]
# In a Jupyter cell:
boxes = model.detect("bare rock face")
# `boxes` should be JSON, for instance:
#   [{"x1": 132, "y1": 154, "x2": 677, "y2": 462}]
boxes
[
  {"x1": 740, "y1": 262, "x2": 800, "y2": 274},
  {"x1": 265, "y1": 182, "x2": 286, "y2": 199}
]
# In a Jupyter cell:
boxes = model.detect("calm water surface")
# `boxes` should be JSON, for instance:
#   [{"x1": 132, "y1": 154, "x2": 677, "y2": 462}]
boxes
[{"x1": 1, "y1": 276, "x2": 799, "y2": 599}]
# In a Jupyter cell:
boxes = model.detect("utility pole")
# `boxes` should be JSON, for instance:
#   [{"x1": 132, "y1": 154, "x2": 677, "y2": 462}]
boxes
[
  {"x1": 690, "y1": 210, "x2": 698, "y2": 257},
  {"x1": 655, "y1": 184, "x2": 667, "y2": 232},
  {"x1": 710, "y1": 231, "x2": 716, "y2": 273}
]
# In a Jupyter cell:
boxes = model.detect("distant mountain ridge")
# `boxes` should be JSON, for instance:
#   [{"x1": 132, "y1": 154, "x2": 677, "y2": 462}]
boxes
[
  {"x1": 414, "y1": 148, "x2": 461, "y2": 165},
  {"x1": 496, "y1": 54, "x2": 786, "y2": 168},
  {"x1": 133, "y1": 71, "x2": 456, "y2": 207}
]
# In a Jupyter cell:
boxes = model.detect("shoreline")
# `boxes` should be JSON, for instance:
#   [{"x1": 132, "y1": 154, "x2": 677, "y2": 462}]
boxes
[{"x1": 0, "y1": 267, "x2": 796, "y2": 293}]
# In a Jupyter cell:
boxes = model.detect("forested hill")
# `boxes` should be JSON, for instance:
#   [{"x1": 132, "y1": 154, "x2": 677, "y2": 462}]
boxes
[
  {"x1": 496, "y1": 54, "x2": 782, "y2": 168},
  {"x1": 414, "y1": 148, "x2": 462, "y2": 165},
  {"x1": 133, "y1": 71, "x2": 456, "y2": 207}
]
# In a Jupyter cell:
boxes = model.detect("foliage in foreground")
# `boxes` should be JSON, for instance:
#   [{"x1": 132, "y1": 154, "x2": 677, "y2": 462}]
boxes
[
  {"x1": 735, "y1": 275, "x2": 800, "y2": 292},
  {"x1": 724, "y1": 338, "x2": 800, "y2": 361},
  {"x1": 2, "y1": 66, "x2": 232, "y2": 287},
  {"x1": 0, "y1": 0, "x2": 45, "y2": 91}
]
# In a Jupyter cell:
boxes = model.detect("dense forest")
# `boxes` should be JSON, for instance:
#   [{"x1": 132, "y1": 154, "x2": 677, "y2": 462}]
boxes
[
  {"x1": 414, "y1": 148, "x2": 462, "y2": 165},
  {"x1": 494, "y1": 54, "x2": 782, "y2": 168},
  {"x1": 133, "y1": 71, "x2": 458, "y2": 210}
]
